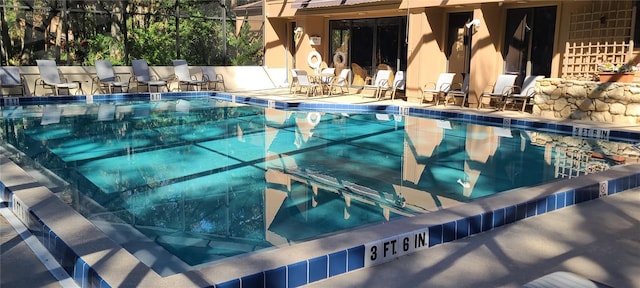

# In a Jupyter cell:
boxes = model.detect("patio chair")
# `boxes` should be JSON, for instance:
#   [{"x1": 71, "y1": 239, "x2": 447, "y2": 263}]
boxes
[
  {"x1": 130, "y1": 59, "x2": 168, "y2": 93},
  {"x1": 0, "y1": 66, "x2": 26, "y2": 96},
  {"x1": 377, "y1": 70, "x2": 405, "y2": 100},
  {"x1": 447, "y1": 74, "x2": 470, "y2": 107},
  {"x1": 292, "y1": 69, "x2": 319, "y2": 97},
  {"x1": 92, "y1": 60, "x2": 129, "y2": 94},
  {"x1": 502, "y1": 75, "x2": 544, "y2": 112},
  {"x1": 478, "y1": 74, "x2": 518, "y2": 109},
  {"x1": 328, "y1": 68, "x2": 351, "y2": 96},
  {"x1": 362, "y1": 70, "x2": 392, "y2": 99},
  {"x1": 35, "y1": 60, "x2": 80, "y2": 96},
  {"x1": 421, "y1": 73, "x2": 455, "y2": 105},
  {"x1": 319, "y1": 67, "x2": 335, "y2": 95},
  {"x1": 202, "y1": 66, "x2": 226, "y2": 92},
  {"x1": 172, "y1": 60, "x2": 207, "y2": 91},
  {"x1": 289, "y1": 69, "x2": 299, "y2": 93}
]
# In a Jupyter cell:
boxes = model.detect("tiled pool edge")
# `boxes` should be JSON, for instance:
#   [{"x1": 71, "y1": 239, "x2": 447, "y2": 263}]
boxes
[
  {"x1": 2, "y1": 153, "x2": 639, "y2": 288},
  {"x1": 214, "y1": 165, "x2": 640, "y2": 288}
]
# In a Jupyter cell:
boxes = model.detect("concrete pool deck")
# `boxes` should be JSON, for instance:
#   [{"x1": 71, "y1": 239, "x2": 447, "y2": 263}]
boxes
[{"x1": 2, "y1": 91, "x2": 640, "y2": 288}]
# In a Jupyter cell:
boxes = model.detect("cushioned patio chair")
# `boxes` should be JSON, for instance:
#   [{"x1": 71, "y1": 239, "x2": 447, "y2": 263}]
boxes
[
  {"x1": 362, "y1": 70, "x2": 392, "y2": 99},
  {"x1": 292, "y1": 69, "x2": 319, "y2": 97},
  {"x1": 447, "y1": 74, "x2": 470, "y2": 107},
  {"x1": 479, "y1": 74, "x2": 518, "y2": 109},
  {"x1": 172, "y1": 60, "x2": 207, "y2": 91},
  {"x1": 0, "y1": 66, "x2": 26, "y2": 96},
  {"x1": 92, "y1": 60, "x2": 129, "y2": 94},
  {"x1": 421, "y1": 73, "x2": 455, "y2": 105},
  {"x1": 202, "y1": 66, "x2": 226, "y2": 92},
  {"x1": 130, "y1": 59, "x2": 168, "y2": 92},
  {"x1": 328, "y1": 68, "x2": 351, "y2": 96},
  {"x1": 502, "y1": 75, "x2": 544, "y2": 112},
  {"x1": 35, "y1": 60, "x2": 80, "y2": 96},
  {"x1": 377, "y1": 70, "x2": 405, "y2": 100}
]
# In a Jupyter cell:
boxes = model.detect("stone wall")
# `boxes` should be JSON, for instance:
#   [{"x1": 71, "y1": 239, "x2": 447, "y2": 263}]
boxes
[{"x1": 533, "y1": 78, "x2": 640, "y2": 124}]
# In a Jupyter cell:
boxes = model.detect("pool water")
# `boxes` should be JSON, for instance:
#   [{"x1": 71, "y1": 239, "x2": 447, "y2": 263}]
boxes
[{"x1": 0, "y1": 98, "x2": 625, "y2": 266}]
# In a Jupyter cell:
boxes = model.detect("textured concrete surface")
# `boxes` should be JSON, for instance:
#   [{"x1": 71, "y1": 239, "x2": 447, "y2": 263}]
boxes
[{"x1": 304, "y1": 188, "x2": 640, "y2": 288}]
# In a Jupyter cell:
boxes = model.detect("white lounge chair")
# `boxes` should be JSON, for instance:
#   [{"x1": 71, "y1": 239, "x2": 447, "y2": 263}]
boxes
[
  {"x1": 130, "y1": 59, "x2": 168, "y2": 92},
  {"x1": 0, "y1": 66, "x2": 26, "y2": 96},
  {"x1": 201, "y1": 67, "x2": 226, "y2": 92},
  {"x1": 35, "y1": 60, "x2": 80, "y2": 96},
  {"x1": 378, "y1": 71, "x2": 405, "y2": 100},
  {"x1": 93, "y1": 60, "x2": 129, "y2": 94},
  {"x1": 172, "y1": 59, "x2": 207, "y2": 91},
  {"x1": 289, "y1": 69, "x2": 299, "y2": 93},
  {"x1": 292, "y1": 69, "x2": 319, "y2": 97},
  {"x1": 447, "y1": 74, "x2": 470, "y2": 107},
  {"x1": 479, "y1": 74, "x2": 518, "y2": 109},
  {"x1": 502, "y1": 75, "x2": 544, "y2": 111},
  {"x1": 328, "y1": 68, "x2": 351, "y2": 96},
  {"x1": 363, "y1": 70, "x2": 392, "y2": 99},
  {"x1": 421, "y1": 73, "x2": 455, "y2": 105}
]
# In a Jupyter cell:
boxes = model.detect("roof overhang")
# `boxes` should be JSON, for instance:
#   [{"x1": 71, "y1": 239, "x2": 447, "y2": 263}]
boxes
[{"x1": 291, "y1": 0, "x2": 384, "y2": 9}]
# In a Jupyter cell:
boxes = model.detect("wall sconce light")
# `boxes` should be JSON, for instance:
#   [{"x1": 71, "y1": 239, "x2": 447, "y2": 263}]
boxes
[
  {"x1": 464, "y1": 19, "x2": 480, "y2": 30},
  {"x1": 294, "y1": 26, "x2": 303, "y2": 40}
]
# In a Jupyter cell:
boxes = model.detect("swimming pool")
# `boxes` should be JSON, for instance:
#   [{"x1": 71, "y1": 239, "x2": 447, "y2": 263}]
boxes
[{"x1": 1, "y1": 96, "x2": 635, "y2": 270}]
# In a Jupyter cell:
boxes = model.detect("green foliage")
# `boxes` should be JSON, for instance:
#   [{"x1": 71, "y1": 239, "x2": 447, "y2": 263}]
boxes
[
  {"x1": 84, "y1": 35, "x2": 125, "y2": 66},
  {"x1": 228, "y1": 22, "x2": 263, "y2": 66},
  {"x1": 128, "y1": 22, "x2": 177, "y2": 65},
  {"x1": 1, "y1": 1, "x2": 265, "y2": 66}
]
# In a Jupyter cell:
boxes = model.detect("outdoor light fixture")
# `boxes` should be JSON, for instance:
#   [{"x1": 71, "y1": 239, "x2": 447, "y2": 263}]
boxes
[
  {"x1": 465, "y1": 19, "x2": 480, "y2": 34},
  {"x1": 294, "y1": 26, "x2": 303, "y2": 41},
  {"x1": 465, "y1": 19, "x2": 480, "y2": 30}
]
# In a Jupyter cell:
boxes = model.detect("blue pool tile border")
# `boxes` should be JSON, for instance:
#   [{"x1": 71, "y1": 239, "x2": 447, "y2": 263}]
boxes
[{"x1": 212, "y1": 172, "x2": 640, "y2": 288}]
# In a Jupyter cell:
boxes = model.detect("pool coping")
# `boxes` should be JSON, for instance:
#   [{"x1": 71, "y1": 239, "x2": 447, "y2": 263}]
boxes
[{"x1": 2, "y1": 92, "x2": 640, "y2": 287}]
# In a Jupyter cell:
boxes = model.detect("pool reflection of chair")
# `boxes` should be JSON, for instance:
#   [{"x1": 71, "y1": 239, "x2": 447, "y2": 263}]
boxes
[
  {"x1": 421, "y1": 72, "x2": 455, "y2": 105},
  {"x1": 130, "y1": 59, "x2": 169, "y2": 92},
  {"x1": 0, "y1": 66, "x2": 26, "y2": 96},
  {"x1": 172, "y1": 60, "x2": 207, "y2": 91},
  {"x1": 502, "y1": 75, "x2": 544, "y2": 112},
  {"x1": 93, "y1": 60, "x2": 129, "y2": 94},
  {"x1": 35, "y1": 60, "x2": 80, "y2": 96},
  {"x1": 479, "y1": 74, "x2": 518, "y2": 110}
]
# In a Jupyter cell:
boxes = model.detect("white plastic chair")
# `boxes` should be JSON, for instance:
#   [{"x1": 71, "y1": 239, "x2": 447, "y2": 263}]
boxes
[
  {"x1": 502, "y1": 75, "x2": 544, "y2": 111},
  {"x1": 378, "y1": 71, "x2": 405, "y2": 100},
  {"x1": 0, "y1": 66, "x2": 26, "y2": 96},
  {"x1": 201, "y1": 66, "x2": 226, "y2": 92},
  {"x1": 35, "y1": 60, "x2": 80, "y2": 96},
  {"x1": 479, "y1": 74, "x2": 518, "y2": 109},
  {"x1": 93, "y1": 60, "x2": 129, "y2": 94},
  {"x1": 130, "y1": 59, "x2": 168, "y2": 92},
  {"x1": 421, "y1": 73, "x2": 455, "y2": 105},
  {"x1": 328, "y1": 68, "x2": 351, "y2": 96},
  {"x1": 173, "y1": 60, "x2": 207, "y2": 91},
  {"x1": 363, "y1": 70, "x2": 392, "y2": 99}
]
